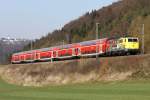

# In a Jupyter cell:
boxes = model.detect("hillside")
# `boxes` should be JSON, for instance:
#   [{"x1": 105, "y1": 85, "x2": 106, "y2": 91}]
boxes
[
  {"x1": 0, "y1": 54, "x2": 150, "y2": 86},
  {"x1": 24, "y1": 0, "x2": 150, "y2": 53}
]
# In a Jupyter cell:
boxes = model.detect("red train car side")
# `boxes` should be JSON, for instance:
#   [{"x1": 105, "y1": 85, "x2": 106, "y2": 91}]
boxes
[{"x1": 11, "y1": 38, "x2": 108, "y2": 64}]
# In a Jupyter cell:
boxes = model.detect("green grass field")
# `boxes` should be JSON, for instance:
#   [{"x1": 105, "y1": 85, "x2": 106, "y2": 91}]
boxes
[{"x1": 0, "y1": 79, "x2": 150, "y2": 100}]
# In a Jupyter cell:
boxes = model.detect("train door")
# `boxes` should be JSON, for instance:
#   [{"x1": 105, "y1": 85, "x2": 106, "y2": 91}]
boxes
[
  {"x1": 99, "y1": 43, "x2": 103, "y2": 54},
  {"x1": 36, "y1": 53, "x2": 40, "y2": 60},
  {"x1": 53, "y1": 51, "x2": 57, "y2": 58},
  {"x1": 74, "y1": 48, "x2": 80, "y2": 56}
]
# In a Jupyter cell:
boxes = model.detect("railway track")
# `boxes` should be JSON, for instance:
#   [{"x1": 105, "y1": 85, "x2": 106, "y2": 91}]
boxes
[{"x1": 12, "y1": 54, "x2": 149, "y2": 65}]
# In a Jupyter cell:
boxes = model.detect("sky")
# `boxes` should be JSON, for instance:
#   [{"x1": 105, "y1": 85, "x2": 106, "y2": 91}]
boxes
[{"x1": 0, "y1": 0, "x2": 118, "y2": 39}]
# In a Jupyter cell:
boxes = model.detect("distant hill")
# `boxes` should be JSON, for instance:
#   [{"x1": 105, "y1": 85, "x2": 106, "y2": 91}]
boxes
[
  {"x1": 0, "y1": 37, "x2": 30, "y2": 64},
  {"x1": 25, "y1": 0, "x2": 150, "y2": 53}
]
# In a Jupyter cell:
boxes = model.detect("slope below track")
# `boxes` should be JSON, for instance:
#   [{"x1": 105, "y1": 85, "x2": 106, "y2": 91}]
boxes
[{"x1": 0, "y1": 54, "x2": 150, "y2": 86}]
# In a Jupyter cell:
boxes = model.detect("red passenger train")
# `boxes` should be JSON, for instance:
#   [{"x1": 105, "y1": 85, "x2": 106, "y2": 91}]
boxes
[
  {"x1": 11, "y1": 37, "x2": 139, "y2": 64},
  {"x1": 11, "y1": 38, "x2": 111, "y2": 63}
]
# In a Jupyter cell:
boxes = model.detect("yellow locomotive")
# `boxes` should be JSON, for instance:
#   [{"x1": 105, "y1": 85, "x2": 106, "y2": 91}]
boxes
[{"x1": 118, "y1": 37, "x2": 140, "y2": 54}]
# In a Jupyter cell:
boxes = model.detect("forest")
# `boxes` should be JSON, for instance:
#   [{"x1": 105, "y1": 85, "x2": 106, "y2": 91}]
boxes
[{"x1": 24, "y1": 0, "x2": 150, "y2": 53}]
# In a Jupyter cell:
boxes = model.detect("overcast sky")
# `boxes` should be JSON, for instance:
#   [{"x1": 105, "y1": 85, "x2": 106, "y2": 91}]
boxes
[{"x1": 0, "y1": 0, "x2": 118, "y2": 39}]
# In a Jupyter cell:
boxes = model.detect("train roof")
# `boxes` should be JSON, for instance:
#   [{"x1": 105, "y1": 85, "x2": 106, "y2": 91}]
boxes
[
  {"x1": 79, "y1": 39, "x2": 100, "y2": 46},
  {"x1": 12, "y1": 44, "x2": 75, "y2": 55}
]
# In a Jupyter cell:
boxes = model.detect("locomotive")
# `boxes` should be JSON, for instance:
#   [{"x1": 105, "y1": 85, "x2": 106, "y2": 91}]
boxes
[{"x1": 11, "y1": 37, "x2": 139, "y2": 64}]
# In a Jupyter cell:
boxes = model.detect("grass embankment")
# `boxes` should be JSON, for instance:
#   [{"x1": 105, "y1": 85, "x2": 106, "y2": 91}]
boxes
[
  {"x1": 0, "y1": 54, "x2": 150, "y2": 86},
  {"x1": 0, "y1": 79, "x2": 150, "y2": 100},
  {"x1": 0, "y1": 54, "x2": 150, "y2": 100}
]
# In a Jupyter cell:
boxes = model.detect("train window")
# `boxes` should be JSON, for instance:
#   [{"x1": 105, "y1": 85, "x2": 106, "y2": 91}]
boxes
[
  {"x1": 133, "y1": 39, "x2": 138, "y2": 42},
  {"x1": 128, "y1": 39, "x2": 132, "y2": 42},
  {"x1": 128, "y1": 39, "x2": 138, "y2": 42}
]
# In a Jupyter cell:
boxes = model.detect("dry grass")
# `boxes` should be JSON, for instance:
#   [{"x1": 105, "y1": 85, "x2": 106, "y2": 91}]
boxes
[{"x1": 0, "y1": 54, "x2": 150, "y2": 86}]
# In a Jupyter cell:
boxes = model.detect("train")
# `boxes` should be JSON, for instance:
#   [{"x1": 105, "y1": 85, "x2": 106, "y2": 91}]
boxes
[{"x1": 11, "y1": 37, "x2": 140, "y2": 64}]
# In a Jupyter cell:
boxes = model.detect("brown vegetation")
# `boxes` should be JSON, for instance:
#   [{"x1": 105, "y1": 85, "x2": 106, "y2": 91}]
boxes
[{"x1": 0, "y1": 54, "x2": 150, "y2": 86}]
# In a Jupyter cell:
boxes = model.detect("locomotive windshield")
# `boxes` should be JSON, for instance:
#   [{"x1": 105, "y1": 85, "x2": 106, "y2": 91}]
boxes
[{"x1": 128, "y1": 38, "x2": 138, "y2": 42}]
